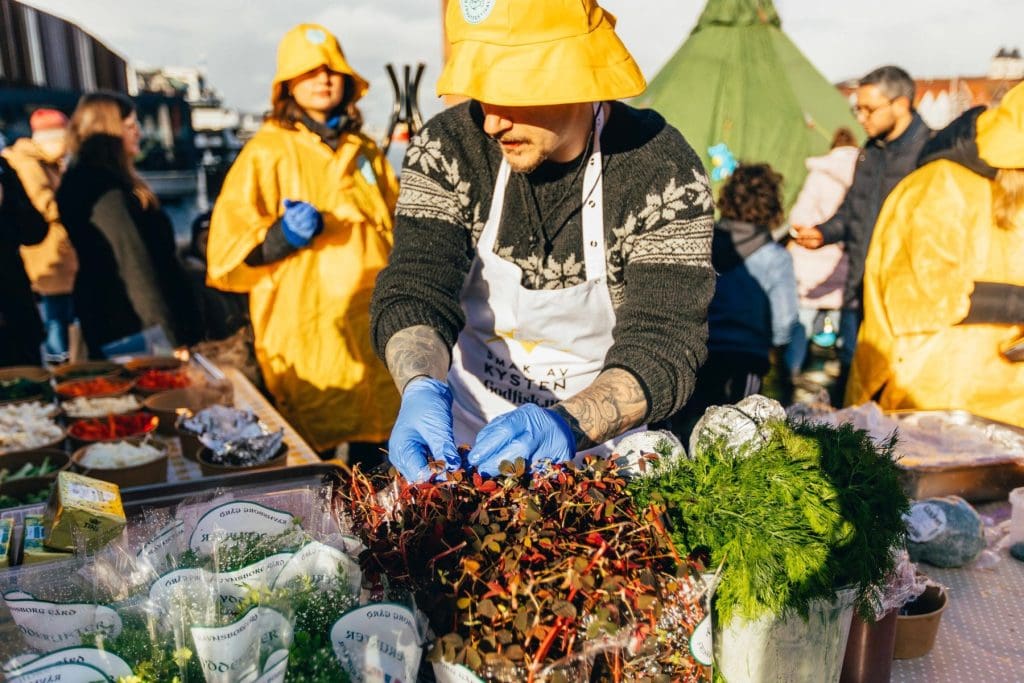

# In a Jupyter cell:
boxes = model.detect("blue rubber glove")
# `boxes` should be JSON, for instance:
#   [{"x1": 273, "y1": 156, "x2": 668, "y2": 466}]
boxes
[
  {"x1": 388, "y1": 378, "x2": 461, "y2": 482},
  {"x1": 281, "y1": 199, "x2": 323, "y2": 248},
  {"x1": 467, "y1": 403, "x2": 575, "y2": 477}
]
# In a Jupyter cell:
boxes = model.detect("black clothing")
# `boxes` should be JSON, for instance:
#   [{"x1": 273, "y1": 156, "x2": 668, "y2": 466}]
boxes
[
  {"x1": 961, "y1": 282, "x2": 1024, "y2": 325},
  {"x1": 0, "y1": 156, "x2": 47, "y2": 365},
  {"x1": 184, "y1": 211, "x2": 250, "y2": 341},
  {"x1": 819, "y1": 113, "x2": 932, "y2": 309},
  {"x1": 917, "y1": 106, "x2": 997, "y2": 179},
  {"x1": 371, "y1": 100, "x2": 716, "y2": 423},
  {"x1": 57, "y1": 163, "x2": 200, "y2": 358}
]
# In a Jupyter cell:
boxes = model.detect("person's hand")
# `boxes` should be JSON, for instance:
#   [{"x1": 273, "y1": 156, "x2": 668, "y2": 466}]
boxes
[
  {"x1": 467, "y1": 404, "x2": 575, "y2": 476},
  {"x1": 792, "y1": 224, "x2": 825, "y2": 249},
  {"x1": 281, "y1": 199, "x2": 324, "y2": 248},
  {"x1": 387, "y1": 377, "x2": 461, "y2": 482}
]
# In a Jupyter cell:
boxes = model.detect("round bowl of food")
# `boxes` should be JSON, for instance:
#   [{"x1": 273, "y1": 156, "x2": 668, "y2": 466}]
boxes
[
  {"x1": 196, "y1": 442, "x2": 288, "y2": 477},
  {"x1": 123, "y1": 356, "x2": 184, "y2": 375},
  {"x1": 72, "y1": 438, "x2": 168, "y2": 488},
  {"x1": 67, "y1": 412, "x2": 159, "y2": 449},
  {"x1": 0, "y1": 402, "x2": 65, "y2": 456},
  {"x1": 134, "y1": 368, "x2": 192, "y2": 395},
  {"x1": 55, "y1": 376, "x2": 135, "y2": 401},
  {"x1": 143, "y1": 388, "x2": 221, "y2": 436},
  {"x1": 51, "y1": 361, "x2": 123, "y2": 382},
  {"x1": 61, "y1": 394, "x2": 144, "y2": 421},
  {"x1": 0, "y1": 366, "x2": 52, "y2": 405}
]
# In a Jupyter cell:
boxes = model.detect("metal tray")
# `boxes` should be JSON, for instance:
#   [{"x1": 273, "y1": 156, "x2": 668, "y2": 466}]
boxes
[{"x1": 889, "y1": 410, "x2": 1024, "y2": 502}]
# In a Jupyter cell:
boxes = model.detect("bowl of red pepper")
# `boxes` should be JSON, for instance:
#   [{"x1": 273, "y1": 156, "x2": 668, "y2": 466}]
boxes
[
  {"x1": 55, "y1": 376, "x2": 135, "y2": 400},
  {"x1": 67, "y1": 412, "x2": 159, "y2": 448},
  {"x1": 134, "y1": 369, "x2": 192, "y2": 395},
  {"x1": 123, "y1": 356, "x2": 184, "y2": 374}
]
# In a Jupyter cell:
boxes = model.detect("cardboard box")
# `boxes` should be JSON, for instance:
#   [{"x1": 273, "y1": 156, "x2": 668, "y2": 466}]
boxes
[
  {"x1": 22, "y1": 514, "x2": 72, "y2": 565},
  {"x1": 43, "y1": 471, "x2": 126, "y2": 551}
]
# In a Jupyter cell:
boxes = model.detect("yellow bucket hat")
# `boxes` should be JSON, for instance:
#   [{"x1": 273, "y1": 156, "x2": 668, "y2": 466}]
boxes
[
  {"x1": 272, "y1": 24, "x2": 370, "y2": 107},
  {"x1": 977, "y1": 81, "x2": 1024, "y2": 170},
  {"x1": 437, "y1": 0, "x2": 646, "y2": 106}
]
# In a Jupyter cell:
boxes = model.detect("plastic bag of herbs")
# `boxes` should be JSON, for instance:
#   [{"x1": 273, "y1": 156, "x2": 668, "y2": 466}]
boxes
[
  {"x1": 0, "y1": 502, "x2": 367, "y2": 682},
  {"x1": 627, "y1": 406, "x2": 909, "y2": 630},
  {"x1": 340, "y1": 457, "x2": 712, "y2": 683}
]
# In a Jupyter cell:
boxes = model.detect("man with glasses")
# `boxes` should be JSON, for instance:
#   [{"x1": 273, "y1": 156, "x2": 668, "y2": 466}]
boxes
[{"x1": 793, "y1": 65, "x2": 930, "y2": 404}]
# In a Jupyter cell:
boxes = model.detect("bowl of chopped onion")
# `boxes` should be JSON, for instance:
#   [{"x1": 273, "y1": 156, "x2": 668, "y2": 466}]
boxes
[{"x1": 71, "y1": 438, "x2": 168, "y2": 488}]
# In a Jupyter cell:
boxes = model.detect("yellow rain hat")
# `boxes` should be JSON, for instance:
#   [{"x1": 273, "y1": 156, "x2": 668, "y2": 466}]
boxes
[
  {"x1": 977, "y1": 81, "x2": 1024, "y2": 170},
  {"x1": 272, "y1": 24, "x2": 370, "y2": 106},
  {"x1": 437, "y1": 0, "x2": 646, "y2": 106}
]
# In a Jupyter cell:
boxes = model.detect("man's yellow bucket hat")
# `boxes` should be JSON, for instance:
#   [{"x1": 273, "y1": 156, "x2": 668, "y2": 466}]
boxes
[
  {"x1": 437, "y1": 0, "x2": 646, "y2": 106},
  {"x1": 272, "y1": 24, "x2": 369, "y2": 107},
  {"x1": 977, "y1": 81, "x2": 1024, "y2": 170}
]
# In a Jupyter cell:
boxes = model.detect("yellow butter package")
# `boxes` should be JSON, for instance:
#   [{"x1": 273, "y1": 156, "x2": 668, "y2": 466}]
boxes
[
  {"x1": 0, "y1": 517, "x2": 13, "y2": 568},
  {"x1": 23, "y1": 514, "x2": 72, "y2": 565},
  {"x1": 44, "y1": 472, "x2": 126, "y2": 551}
]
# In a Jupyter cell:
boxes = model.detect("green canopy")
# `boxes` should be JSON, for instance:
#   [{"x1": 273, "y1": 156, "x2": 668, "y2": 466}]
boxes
[{"x1": 638, "y1": 0, "x2": 861, "y2": 208}]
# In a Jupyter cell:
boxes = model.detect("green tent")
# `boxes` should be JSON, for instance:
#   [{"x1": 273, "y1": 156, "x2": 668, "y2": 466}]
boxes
[{"x1": 638, "y1": 0, "x2": 861, "y2": 209}]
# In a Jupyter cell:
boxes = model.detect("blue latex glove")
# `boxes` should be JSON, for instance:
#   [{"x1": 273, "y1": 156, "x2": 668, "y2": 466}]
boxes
[
  {"x1": 467, "y1": 403, "x2": 575, "y2": 476},
  {"x1": 281, "y1": 199, "x2": 323, "y2": 248},
  {"x1": 388, "y1": 378, "x2": 461, "y2": 482}
]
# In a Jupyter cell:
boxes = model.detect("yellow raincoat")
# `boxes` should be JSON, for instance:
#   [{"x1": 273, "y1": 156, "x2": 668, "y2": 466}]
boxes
[
  {"x1": 848, "y1": 84, "x2": 1024, "y2": 426},
  {"x1": 207, "y1": 24, "x2": 400, "y2": 450}
]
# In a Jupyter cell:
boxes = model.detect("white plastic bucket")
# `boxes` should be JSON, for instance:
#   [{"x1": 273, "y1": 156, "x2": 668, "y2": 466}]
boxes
[{"x1": 714, "y1": 588, "x2": 858, "y2": 683}]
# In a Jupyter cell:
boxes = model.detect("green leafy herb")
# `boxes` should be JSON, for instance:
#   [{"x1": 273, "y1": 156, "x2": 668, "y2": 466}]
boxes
[{"x1": 629, "y1": 420, "x2": 909, "y2": 625}]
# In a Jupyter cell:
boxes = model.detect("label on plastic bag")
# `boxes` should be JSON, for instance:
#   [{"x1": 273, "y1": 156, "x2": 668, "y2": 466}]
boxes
[
  {"x1": 273, "y1": 541, "x2": 361, "y2": 594},
  {"x1": 688, "y1": 615, "x2": 713, "y2": 666},
  {"x1": 905, "y1": 503, "x2": 947, "y2": 543},
  {"x1": 3, "y1": 592, "x2": 122, "y2": 652},
  {"x1": 433, "y1": 660, "x2": 487, "y2": 682},
  {"x1": 330, "y1": 603, "x2": 422, "y2": 683},
  {"x1": 6, "y1": 646, "x2": 133, "y2": 679},
  {"x1": 213, "y1": 553, "x2": 293, "y2": 607},
  {"x1": 189, "y1": 501, "x2": 295, "y2": 554},
  {"x1": 191, "y1": 607, "x2": 263, "y2": 682},
  {"x1": 149, "y1": 567, "x2": 207, "y2": 615},
  {"x1": 254, "y1": 649, "x2": 290, "y2": 683},
  {"x1": 137, "y1": 519, "x2": 186, "y2": 573},
  {"x1": 7, "y1": 661, "x2": 114, "y2": 683}
]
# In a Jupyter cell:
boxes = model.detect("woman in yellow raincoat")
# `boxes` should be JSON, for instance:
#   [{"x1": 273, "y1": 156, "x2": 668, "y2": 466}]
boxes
[
  {"x1": 848, "y1": 82, "x2": 1024, "y2": 427},
  {"x1": 207, "y1": 24, "x2": 399, "y2": 458}
]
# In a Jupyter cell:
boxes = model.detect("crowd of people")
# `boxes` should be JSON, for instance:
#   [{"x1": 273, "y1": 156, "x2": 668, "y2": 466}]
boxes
[{"x1": 0, "y1": 0, "x2": 1021, "y2": 475}]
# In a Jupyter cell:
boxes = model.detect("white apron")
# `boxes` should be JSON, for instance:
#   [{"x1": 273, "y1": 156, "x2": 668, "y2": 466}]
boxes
[{"x1": 448, "y1": 104, "x2": 642, "y2": 458}]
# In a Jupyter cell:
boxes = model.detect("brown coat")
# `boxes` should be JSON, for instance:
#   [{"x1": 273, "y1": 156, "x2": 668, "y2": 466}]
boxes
[{"x1": 1, "y1": 138, "x2": 78, "y2": 295}]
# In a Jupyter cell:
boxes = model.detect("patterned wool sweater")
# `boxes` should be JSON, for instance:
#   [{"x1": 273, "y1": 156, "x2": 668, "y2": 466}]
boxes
[{"x1": 371, "y1": 101, "x2": 715, "y2": 422}]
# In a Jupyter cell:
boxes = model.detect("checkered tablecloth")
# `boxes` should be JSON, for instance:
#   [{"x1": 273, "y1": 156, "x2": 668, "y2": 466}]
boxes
[
  {"x1": 891, "y1": 502, "x2": 1024, "y2": 683},
  {"x1": 162, "y1": 364, "x2": 319, "y2": 483}
]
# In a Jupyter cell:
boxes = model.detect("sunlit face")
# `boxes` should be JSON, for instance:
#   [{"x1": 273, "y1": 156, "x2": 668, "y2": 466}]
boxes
[
  {"x1": 34, "y1": 130, "x2": 67, "y2": 164},
  {"x1": 479, "y1": 102, "x2": 594, "y2": 173},
  {"x1": 121, "y1": 113, "x2": 141, "y2": 158},
  {"x1": 289, "y1": 65, "x2": 345, "y2": 121},
  {"x1": 853, "y1": 84, "x2": 910, "y2": 140}
]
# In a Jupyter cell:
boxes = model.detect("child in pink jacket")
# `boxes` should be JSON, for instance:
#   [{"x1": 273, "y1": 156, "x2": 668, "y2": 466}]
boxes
[{"x1": 785, "y1": 129, "x2": 859, "y2": 377}]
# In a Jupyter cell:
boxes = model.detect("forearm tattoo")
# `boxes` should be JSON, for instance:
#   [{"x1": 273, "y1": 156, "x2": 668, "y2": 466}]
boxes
[
  {"x1": 384, "y1": 325, "x2": 451, "y2": 394},
  {"x1": 552, "y1": 368, "x2": 649, "y2": 450}
]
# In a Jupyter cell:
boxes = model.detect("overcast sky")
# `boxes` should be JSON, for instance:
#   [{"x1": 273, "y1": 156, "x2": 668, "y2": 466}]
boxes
[{"x1": 23, "y1": 0, "x2": 1019, "y2": 132}]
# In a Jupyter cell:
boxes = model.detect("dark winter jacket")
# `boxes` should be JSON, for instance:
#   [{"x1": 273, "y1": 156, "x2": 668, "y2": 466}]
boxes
[
  {"x1": 707, "y1": 219, "x2": 798, "y2": 360},
  {"x1": 57, "y1": 163, "x2": 200, "y2": 358},
  {"x1": 0, "y1": 156, "x2": 47, "y2": 365},
  {"x1": 818, "y1": 113, "x2": 931, "y2": 309}
]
